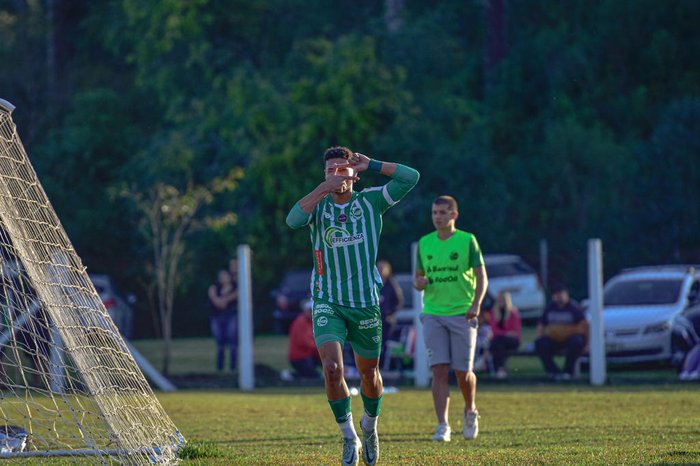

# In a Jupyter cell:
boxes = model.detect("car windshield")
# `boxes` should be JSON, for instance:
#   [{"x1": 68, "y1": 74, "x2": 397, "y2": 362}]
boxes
[
  {"x1": 485, "y1": 260, "x2": 534, "y2": 278},
  {"x1": 604, "y1": 279, "x2": 683, "y2": 306}
]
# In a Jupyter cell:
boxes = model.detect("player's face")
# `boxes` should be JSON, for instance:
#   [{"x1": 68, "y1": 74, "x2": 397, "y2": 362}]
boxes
[
  {"x1": 431, "y1": 203, "x2": 456, "y2": 230},
  {"x1": 325, "y1": 158, "x2": 354, "y2": 193}
]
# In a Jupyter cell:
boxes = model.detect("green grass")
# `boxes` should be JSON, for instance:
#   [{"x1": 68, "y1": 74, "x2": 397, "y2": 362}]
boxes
[{"x1": 159, "y1": 386, "x2": 700, "y2": 465}]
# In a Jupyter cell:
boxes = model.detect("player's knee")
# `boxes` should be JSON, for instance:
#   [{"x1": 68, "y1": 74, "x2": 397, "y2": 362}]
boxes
[
  {"x1": 322, "y1": 359, "x2": 343, "y2": 383},
  {"x1": 431, "y1": 364, "x2": 450, "y2": 382},
  {"x1": 358, "y1": 365, "x2": 378, "y2": 383}
]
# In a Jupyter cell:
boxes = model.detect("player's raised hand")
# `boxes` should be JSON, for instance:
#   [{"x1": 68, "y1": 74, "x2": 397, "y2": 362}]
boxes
[
  {"x1": 349, "y1": 152, "x2": 370, "y2": 172},
  {"x1": 324, "y1": 168, "x2": 359, "y2": 193}
]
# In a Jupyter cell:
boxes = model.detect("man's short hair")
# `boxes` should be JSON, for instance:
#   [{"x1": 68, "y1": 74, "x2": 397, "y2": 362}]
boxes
[
  {"x1": 551, "y1": 282, "x2": 568, "y2": 294},
  {"x1": 323, "y1": 146, "x2": 353, "y2": 164},
  {"x1": 433, "y1": 195, "x2": 458, "y2": 212}
]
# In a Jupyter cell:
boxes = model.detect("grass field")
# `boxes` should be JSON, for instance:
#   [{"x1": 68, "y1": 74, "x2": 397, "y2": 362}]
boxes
[
  {"x1": 164, "y1": 386, "x2": 700, "y2": 465},
  {"x1": 126, "y1": 335, "x2": 700, "y2": 465}
]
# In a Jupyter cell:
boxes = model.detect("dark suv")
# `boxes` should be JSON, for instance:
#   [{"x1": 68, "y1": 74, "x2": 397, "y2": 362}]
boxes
[{"x1": 271, "y1": 269, "x2": 311, "y2": 334}]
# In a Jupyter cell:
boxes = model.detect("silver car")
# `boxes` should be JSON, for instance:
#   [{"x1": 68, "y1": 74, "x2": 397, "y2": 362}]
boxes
[
  {"x1": 484, "y1": 254, "x2": 545, "y2": 320},
  {"x1": 600, "y1": 265, "x2": 700, "y2": 364}
]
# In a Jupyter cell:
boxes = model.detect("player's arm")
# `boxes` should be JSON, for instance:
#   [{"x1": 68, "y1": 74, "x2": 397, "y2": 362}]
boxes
[
  {"x1": 467, "y1": 265, "x2": 488, "y2": 319},
  {"x1": 286, "y1": 172, "x2": 358, "y2": 229},
  {"x1": 351, "y1": 153, "x2": 420, "y2": 203},
  {"x1": 413, "y1": 244, "x2": 429, "y2": 291}
]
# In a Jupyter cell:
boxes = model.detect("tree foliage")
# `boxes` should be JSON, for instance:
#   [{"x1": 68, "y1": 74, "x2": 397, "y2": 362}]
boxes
[{"x1": 1, "y1": 0, "x2": 699, "y2": 334}]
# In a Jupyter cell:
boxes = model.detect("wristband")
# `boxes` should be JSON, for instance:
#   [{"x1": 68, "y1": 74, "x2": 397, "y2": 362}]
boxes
[{"x1": 368, "y1": 159, "x2": 383, "y2": 173}]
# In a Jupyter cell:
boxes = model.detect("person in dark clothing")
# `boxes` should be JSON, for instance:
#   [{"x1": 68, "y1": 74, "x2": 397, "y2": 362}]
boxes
[
  {"x1": 377, "y1": 260, "x2": 404, "y2": 369},
  {"x1": 535, "y1": 283, "x2": 588, "y2": 380},
  {"x1": 207, "y1": 269, "x2": 238, "y2": 371}
]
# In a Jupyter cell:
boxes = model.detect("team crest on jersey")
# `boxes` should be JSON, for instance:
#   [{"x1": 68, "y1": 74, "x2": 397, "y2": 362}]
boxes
[
  {"x1": 450, "y1": 251, "x2": 459, "y2": 260},
  {"x1": 323, "y1": 226, "x2": 364, "y2": 248},
  {"x1": 324, "y1": 211, "x2": 332, "y2": 220},
  {"x1": 350, "y1": 206, "x2": 363, "y2": 220}
]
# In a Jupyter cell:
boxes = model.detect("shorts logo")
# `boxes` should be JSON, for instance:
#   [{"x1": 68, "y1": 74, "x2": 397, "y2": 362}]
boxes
[
  {"x1": 314, "y1": 304, "x2": 334, "y2": 316},
  {"x1": 358, "y1": 317, "x2": 380, "y2": 330},
  {"x1": 337, "y1": 213, "x2": 347, "y2": 222},
  {"x1": 372, "y1": 336, "x2": 381, "y2": 343},
  {"x1": 316, "y1": 316, "x2": 328, "y2": 327},
  {"x1": 323, "y1": 226, "x2": 364, "y2": 248}
]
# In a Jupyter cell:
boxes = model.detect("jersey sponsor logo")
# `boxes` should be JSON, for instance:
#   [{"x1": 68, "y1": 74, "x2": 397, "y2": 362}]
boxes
[
  {"x1": 426, "y1": 265, "x2": 459, "y2": 273},
  {"x1": 314, "y1": 249, "x2": 324, "y2": 275},
  {"x1": 358, "y1": 317, "x2": 380, "y2": 330},
  {"x1": 450, "y1": 251, "x2": 459, "y2": 260},
  {"x1": 323, "y1": 226, "x2": 365, "y2": 248},
  {"x1": 337, "y1": 213, "x2": 348, "y2": 222},
  {"x1": 429, "y1": 275, "x2": 458, "y2": 284},
  {"x1": 316, "y1": 316, "x2": 328, "y2": 327}
]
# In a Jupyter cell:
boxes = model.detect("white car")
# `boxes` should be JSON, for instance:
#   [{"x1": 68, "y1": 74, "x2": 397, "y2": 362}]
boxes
[
  {"x1": 599, "y1": 265, "x2": 700, "y2": 364},
  {"x1": 484, "y1": 254, "x2": 545, "y2": 321}
]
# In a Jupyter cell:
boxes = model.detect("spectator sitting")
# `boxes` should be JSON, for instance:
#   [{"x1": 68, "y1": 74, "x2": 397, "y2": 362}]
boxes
[
  {"x1": 288, "y1": 299, "x2": 321, "y2": 378},
  {"x1": 485, "y1": 291, "x2": 522, "y2": 379},
  {"x1": 377, "y1": 259, "x2": 404, "y2": 369},
  {"x1": 679, "y1": 344, "x2": 700, "y2": 381},
  {"x1": 535, "y1": 283, "x2": 588, "y2": 380}
]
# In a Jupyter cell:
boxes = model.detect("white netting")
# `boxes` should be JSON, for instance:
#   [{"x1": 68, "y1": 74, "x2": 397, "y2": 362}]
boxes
[{"x1": 0, "y1": 99, "x2": 183, "y2": 464}]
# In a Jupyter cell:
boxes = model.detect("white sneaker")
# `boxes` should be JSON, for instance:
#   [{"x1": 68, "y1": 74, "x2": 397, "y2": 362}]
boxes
[
  {"x1": 341, "y1": 437, "x2": 361, "y2": 466},
  {"x1": 432, "y1": 423, "x2": 451, "y2": 442},
  {"x1": 360, "y1": 424, "x2": 379, "y2": 466},
  {"x1": 463, "y1": 410, "x2": 479, "y2": 440}
]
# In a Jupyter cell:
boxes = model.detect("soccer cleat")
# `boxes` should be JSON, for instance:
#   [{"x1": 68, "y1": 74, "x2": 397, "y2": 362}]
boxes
[
  {"x1": 341, "y1": 436, "x2": 362, "y2": 466},
  {"x1": 360, "y1": 425, "x2": 379, "y2": 466},
  {"x1": 463, "y1": 410, "x2": 479, "y2": 440},
  {"x1": 432, "y1": 423, "x2": 451, "y2": 442}
]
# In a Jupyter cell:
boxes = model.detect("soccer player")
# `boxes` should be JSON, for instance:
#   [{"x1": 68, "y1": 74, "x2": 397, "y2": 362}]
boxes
[
  {"x1": 413, "y1": 195, "x2": 487, "y2": 441},
  {"x1": 286, "y1": 147, "x2": 419, "y2": 466}
]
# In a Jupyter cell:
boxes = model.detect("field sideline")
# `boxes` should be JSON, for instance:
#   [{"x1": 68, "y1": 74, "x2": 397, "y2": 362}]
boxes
[{"x1": 161, "y1": 385, "x2": 700, "y2": 465}]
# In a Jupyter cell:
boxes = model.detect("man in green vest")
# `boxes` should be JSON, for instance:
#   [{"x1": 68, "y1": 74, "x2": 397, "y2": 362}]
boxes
[
  {"x1": 286, "y1": 146, "x2": 419, "y2": 466},
  {"x1": 414, "y1": 195, "x2": 488, "y2": 442}
]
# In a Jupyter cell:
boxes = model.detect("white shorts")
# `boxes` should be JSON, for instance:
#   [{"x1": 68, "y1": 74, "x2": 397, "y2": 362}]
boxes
[{"x1": 421, "y1": 313, "x2": 477, "y2": 372}]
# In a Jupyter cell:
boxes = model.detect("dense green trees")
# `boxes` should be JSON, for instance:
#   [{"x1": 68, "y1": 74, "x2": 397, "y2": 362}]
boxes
[{"x1": 1, "y1": 0, "x2": 698, "y2": 336}]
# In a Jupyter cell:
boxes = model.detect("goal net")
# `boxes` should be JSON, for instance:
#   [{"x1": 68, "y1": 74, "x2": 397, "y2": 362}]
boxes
[{"x1": 0, "y1": 99, "x2": 183, "y2": 463}]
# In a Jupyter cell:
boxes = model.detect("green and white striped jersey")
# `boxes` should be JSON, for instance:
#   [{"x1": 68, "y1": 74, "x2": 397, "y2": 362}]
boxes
[
  {"x1": 287, "y1": 164, "x2": 419, "y2": 309},
  {"x1": 307, "y1": 187, "x2": 389, "y2": 307}
]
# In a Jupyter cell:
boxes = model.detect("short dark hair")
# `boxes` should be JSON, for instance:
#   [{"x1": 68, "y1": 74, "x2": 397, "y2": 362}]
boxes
[
  {"x1": 551, "y1": 282, "x2": 568, "y2": 294},
  {"x1": 433, "y1": 195, "x2": 458, "y2": 212},
  {"x1": 323, "y1": 146, "x2": 353, "y2": 164}
]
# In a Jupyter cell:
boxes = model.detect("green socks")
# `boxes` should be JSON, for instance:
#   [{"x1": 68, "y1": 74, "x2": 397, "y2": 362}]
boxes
[
  {"x1": 329, "y1": 397, "x2": 352, "y2": 423},
  {"x1": 361, "y1": 392, "x2": 382, "y2": 417}
]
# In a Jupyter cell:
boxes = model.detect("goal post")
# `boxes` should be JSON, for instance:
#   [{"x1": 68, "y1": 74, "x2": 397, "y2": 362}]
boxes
[{"x1": 0, "y1": 98, "x2": 183, "y2": 462}]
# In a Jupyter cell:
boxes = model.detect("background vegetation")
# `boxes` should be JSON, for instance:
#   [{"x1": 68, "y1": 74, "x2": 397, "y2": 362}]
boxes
[{"x1": 1, "y1": 0, "x2": 699, "y2": 338}]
